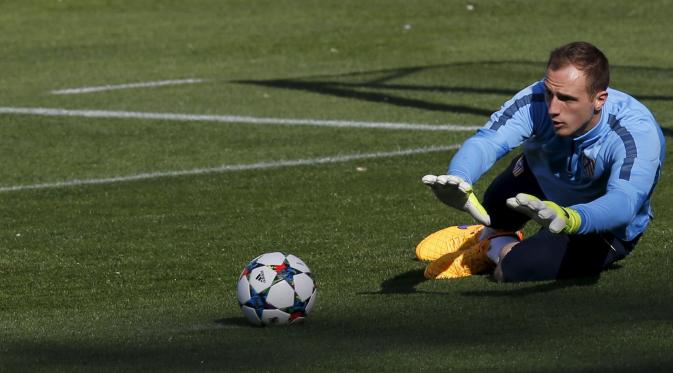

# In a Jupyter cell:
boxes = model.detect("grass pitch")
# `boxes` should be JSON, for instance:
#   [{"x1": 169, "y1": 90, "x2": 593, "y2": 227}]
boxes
[{"x1": 1, "y1": 1, "x2": 673, "y2": 371}]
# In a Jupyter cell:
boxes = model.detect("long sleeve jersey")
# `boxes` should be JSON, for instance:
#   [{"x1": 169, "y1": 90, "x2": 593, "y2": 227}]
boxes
[{"x1": 448, "y1": 80, "x2": 665, "y2": 241}]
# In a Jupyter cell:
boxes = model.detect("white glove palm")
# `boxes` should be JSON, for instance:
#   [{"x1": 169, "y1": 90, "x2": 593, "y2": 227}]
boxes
[
  {"x1": 422, "y1": 174, "x2": 491, "y2": 226},
  {"x1": 506, "y1": 193, "x2": 582, "y2": 234}
]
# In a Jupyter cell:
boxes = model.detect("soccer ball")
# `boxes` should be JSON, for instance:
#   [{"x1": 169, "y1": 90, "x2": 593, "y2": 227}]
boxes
[{"x1": 236, "y1": 252, "x2": 317, "y2": 326}]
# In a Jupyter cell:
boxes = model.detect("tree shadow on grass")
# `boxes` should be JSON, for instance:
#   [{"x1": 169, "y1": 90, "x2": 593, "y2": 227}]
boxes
[
  {"x1": 237, "y1": 77, "x2": 496, "y2": 117},
  {"x1": 234, "y1": 60, "x2": 673, "y2": 120},
  {"x1": 234, "y1": 61, "x2": 533, "y2": 118}
]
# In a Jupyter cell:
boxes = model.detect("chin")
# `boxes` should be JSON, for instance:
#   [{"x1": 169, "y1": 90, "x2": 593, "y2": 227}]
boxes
[{"x1": 553, "y1": 128, "x2": 572, "y2": 137}]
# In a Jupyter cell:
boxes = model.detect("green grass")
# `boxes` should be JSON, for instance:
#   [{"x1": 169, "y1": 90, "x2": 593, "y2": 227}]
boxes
[{"x1": 1, "y1": 0, "x2": 673, "y2": 371}]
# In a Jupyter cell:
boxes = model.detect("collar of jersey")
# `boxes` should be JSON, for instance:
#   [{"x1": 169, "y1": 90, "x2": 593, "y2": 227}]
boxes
[{"x1": 572, "y1": 109, "x2": 610, "y2": 148}]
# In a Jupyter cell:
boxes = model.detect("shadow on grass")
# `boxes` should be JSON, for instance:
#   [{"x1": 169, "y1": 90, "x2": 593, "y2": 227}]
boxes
[
  {"x1": 234, "y1": 60, "x2": 673, "y2": 121},
  {"x1": 4, "y1": 261, "x2": 671, "y2": 372},
  {"x1": 460, "y1": 275, "x2": 600, "y2": 298},
  {"x1": 364, "y1": 262, "x2": 630, "y2": 297},
  {"x1": 237, "y1": 77, "x2": 496, "y2": 117},
  {"x1": 460, "y1": 262, "x2": 629, "y2": 297},
  {"x1": 358, "y1": 268, "x2": 455, "y2": 295},
  {"x1": 359, "y1": 267, "x2": 509, "y2": 296},
  {"x1": 213, "y1": 316, "x2": 251, "y2": 328}
]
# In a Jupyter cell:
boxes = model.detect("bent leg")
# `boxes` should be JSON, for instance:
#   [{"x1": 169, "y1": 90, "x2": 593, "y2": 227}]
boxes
[
  {"x1": 482, "y1": 155, "x2": 546, "y2": 232},
  {"x1": 498, "y1": 229, "x2": 633, "y2": 282}
]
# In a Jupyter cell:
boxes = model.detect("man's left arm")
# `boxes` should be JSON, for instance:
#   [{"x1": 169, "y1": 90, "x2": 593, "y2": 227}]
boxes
[
  {"x1": 508, "y1": 121, "x2": 664, "y2": 237},
  {"x1": 572, "y1": 132, "x2": 662, "y2": 236}
]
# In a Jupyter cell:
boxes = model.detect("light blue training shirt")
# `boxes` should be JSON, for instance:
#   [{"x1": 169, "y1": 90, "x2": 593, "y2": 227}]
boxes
[{"x1": 448, "y1": 80, "x2": 666, "y2": 241}]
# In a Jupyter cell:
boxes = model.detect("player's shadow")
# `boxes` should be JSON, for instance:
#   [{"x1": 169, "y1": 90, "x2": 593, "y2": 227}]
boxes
[
  {"x1": 361, "y1": 262, "x2": 624, "y2": 297},
  {"x1": 460, "y1": 275, "x2": 601, "y2": 298},
  {"x1": 358, "y1": 268, "x2": 451, "y2": 295},
  {"x1": 460, "y1": 263, "x2": 627, "y2": 297}
]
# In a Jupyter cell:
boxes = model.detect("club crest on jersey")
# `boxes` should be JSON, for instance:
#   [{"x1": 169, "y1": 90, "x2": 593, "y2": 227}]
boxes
[
  {"x1": 581, "y1": 155, "x2": 596, "y2": 178},
  {"x1": 512, "y1": 156, "x2": 524, "y2": 177}
]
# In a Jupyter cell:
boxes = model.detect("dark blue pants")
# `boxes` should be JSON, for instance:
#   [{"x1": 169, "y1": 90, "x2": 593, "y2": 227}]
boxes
[{"x1": 482, "y1": 155, "x2": 637, "y2": 282}]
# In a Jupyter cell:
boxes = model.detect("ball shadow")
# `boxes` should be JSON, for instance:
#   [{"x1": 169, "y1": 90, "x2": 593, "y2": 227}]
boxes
[{"x1": 213, "y1": 316, "x2": 252, "y2": 328}]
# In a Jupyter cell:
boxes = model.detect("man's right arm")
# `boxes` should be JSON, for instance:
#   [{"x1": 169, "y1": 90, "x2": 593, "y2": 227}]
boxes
[
  {"x1": 448, "y1": 83, "x2": 542, "y2": 185},
  {"x1": 423, "y1": 82, "x2": 542, "y2": 223}
]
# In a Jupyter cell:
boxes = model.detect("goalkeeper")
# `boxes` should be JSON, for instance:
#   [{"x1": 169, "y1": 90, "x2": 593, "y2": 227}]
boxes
[{"x1": 418, "y1": 41, "x2": 665, "y2": 282}]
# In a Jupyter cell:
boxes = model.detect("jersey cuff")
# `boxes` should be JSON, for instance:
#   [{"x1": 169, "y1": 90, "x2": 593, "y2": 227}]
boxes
[{"x1": 571, "y1": 206, "x2": 590, "y2": 234}]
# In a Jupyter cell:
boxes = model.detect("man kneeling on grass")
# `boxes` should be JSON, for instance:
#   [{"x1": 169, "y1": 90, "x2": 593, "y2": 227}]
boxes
[{"x1": 418, "y1": 41, "x2": 665, "y2": 282}]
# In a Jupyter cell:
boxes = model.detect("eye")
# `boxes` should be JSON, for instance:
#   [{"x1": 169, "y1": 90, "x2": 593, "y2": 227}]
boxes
[{"x1": 558, "y1": 94, "x2": 576, "y2": 102}]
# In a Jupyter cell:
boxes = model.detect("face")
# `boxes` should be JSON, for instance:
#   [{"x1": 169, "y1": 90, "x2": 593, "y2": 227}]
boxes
[{"x1": 543, "y1": 64, "x2": 607, "y2": 137}]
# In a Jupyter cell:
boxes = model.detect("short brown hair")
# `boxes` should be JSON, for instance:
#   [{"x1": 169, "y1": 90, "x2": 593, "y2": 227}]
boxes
[{"x1": 547, "y1": 42, "x2": 610, "y2": 94}]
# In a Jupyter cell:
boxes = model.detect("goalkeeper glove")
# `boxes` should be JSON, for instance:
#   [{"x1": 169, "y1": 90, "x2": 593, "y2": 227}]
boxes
[
  {"x1": 422, "y1": 174, "x2": 491, "y2": 226},
  {"x1": 506, "y1": 193, "x2": 582, "y2": 234}
]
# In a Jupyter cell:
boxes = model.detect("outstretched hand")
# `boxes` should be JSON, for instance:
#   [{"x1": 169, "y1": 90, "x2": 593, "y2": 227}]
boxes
[
  {"x1": 422, "y1": 174, "x2": 491, "y2": 226},
  {"x1": 506, "y1": 193, "x2": 581, "y2": 234}
]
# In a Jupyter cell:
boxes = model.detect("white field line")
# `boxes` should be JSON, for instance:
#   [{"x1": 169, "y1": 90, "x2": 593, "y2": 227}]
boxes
[
  {"x1": 50, "y1": 79, "x2": 207, "y2": 95},
  {"x1": 0, "y1": 107, "x2": 482, "y2": 131},
  {"x1": 0, "y1": 144, "x2": 460, "y2": 193}
]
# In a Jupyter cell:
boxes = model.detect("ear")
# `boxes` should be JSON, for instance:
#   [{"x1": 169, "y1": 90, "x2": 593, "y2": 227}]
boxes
[{"x1": 593, "y1": 90, "x2": 608, "y2": 111}]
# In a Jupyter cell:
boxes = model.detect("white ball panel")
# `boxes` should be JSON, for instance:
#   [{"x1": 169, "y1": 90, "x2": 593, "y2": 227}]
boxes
[
  {"x1": 248, "y1": 266, "x2": 277, "y2": 293},
  {"x1": 261, "y1": 309, "x2": 291, "y2": 325},
  {"x1": 286, "y1": 254, "x2": 311, "y2": 273},
  {"x1": 305, "y1": 290, "x2": 317, "y2": 315},
  {"x1": 241, "y1": 306, "x2": 262, "y2": 326},
  {"x1": 256, "y1": 252, "x2": 286, "y2": 266},
  {"x1": 293, "y1": 273, "x2": 315, "y2": 301},
  {"x1": 236, "y1": 276, "x2": 251, "y2": 304},
  {"x1": 265, "y1": 280, "x2": 295, "y2": 309}
]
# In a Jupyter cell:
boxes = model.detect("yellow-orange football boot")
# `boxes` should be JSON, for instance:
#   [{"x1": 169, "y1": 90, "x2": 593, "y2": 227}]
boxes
[
  {"x1": 424, "y1": 231, "x2": 524, "y2": 279},
  {"x1": 424, "y1": 239, "x2": 493, "y2": 279},
  {"x1": 415, "y1": 225, "x2": 484, "y2": 262}
]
